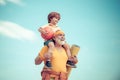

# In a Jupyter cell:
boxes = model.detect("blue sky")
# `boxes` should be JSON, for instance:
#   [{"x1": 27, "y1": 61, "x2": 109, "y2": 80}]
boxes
[{"x1": 0, "y1": 0, "x2": 120, "y2": 80}]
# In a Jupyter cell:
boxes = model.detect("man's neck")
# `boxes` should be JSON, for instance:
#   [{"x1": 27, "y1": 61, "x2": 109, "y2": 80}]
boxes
[{"x1": 55, "y1": 44, "x2": 62, "y2": 48}]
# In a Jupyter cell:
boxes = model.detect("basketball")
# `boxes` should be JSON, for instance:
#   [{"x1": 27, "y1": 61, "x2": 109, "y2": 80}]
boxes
[{"x1": 41, "y1": 27, "x2": 54, "y2": 40}]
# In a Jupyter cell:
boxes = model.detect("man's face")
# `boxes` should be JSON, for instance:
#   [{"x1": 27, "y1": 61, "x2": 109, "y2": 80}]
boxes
[{"x1": 54, "y1": 34, "x2": 65, "y2": 45}]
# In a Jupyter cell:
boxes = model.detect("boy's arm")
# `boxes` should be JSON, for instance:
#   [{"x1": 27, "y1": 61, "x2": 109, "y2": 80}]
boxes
[{"x1": 38, "y1": 24, "x2": 48, "y2": 34}]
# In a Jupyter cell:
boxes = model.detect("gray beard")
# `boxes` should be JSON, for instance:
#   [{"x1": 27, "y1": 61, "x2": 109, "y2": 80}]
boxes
[{"x1": 56, "y1": 39, "x2": 65, "y2": 45}]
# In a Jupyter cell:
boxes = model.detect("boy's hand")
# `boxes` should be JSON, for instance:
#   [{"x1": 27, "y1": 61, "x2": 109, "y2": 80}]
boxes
[
  {"x1": 38, "y1": 27, "x2": 42, "y2": 32},
  {"x1": 44, "y1": 52, "x2": 52, "y2": 59},
  {"x1": 72, "y1": 56, "x2": 78, "y2": 64}
]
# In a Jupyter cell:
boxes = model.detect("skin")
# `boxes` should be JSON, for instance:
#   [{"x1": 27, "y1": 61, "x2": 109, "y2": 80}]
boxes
[
  {"x1": 35, "y1": 33, "x2": 78, "y2": 65},
  {"x1": 35, "y1": 33, "x2": 65, "y2": 65},
  {"x1": 38, "y1": 17, "x2": 59, "y2": 34}
]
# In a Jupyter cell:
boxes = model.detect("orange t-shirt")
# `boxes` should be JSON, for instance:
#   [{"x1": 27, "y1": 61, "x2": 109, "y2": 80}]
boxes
[{"x1": 39, "y1": 46, "x2": 68, "y2": 73}]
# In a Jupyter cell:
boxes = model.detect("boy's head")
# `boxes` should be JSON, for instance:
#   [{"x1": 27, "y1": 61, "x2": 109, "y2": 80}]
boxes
[{"x1": 48, "y1": 12, "x2": 61, "y2": 23}]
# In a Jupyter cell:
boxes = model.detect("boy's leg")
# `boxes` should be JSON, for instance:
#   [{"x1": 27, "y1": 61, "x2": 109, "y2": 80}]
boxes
[
  {"x1": 44, "y1": 40, "x2": 54, "y2": 68},
  {"x1": 63, "y1": 43, "x2": 76, "y2": 68}
]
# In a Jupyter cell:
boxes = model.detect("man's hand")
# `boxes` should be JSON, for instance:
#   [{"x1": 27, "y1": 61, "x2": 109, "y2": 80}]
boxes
[{"x1": 35, "y1": 55, "x2": 42, "y2": 65}]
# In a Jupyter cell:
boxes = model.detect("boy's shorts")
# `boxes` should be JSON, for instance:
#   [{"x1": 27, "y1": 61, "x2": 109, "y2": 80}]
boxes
[{"x1": 44, "y1": 40, "x2": 54, "y2": 47}]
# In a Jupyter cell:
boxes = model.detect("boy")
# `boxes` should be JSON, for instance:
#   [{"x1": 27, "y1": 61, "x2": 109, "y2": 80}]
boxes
[{"x1": 38, "y1": 12, "x2": 76, "y2": 68}]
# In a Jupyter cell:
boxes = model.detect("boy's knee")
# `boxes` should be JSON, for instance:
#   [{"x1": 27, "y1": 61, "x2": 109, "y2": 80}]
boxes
[
  {"x1": 44, "y1": 40, "x2": 54, "y2": 47},
  {"x1": 48, "y1": 42, "x2": 54, "y2": 48}
]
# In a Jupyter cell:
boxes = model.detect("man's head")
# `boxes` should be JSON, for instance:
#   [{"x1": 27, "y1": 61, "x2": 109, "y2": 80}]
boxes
[
  {"x1": 53, "y1": 30, "x2": 65, "y2": 45},
  {"x1": 48, "y1": 12, "x2": 61, "y2": 23}
]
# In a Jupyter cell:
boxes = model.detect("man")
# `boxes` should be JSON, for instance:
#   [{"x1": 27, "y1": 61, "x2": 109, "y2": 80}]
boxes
[{"x1": 35, "y1": 30, "x2": 78, "y2": 80}]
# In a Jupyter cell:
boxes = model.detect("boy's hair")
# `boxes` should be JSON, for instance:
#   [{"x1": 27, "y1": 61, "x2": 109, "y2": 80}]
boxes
[{"x1": 48, "y1": 12, "x2": 61, "y2": 23}]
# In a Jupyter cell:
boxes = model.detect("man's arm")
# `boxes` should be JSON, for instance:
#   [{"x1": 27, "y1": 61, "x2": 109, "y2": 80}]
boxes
[
  {"x1": 35, "y1": 46, "x2": 49, "y2": 65},
  {"x1": 35, "y1": 55, "x2": 42, "y2": 65}
]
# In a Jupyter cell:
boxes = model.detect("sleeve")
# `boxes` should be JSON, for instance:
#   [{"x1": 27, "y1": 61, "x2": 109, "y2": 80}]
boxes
[{"x1": 39, "y1": 46, "x2": 48, "y2": 60}]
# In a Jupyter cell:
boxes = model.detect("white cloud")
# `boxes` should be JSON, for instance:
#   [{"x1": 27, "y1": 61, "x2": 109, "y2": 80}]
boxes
[
  {"x1": 0, "y1": 0, "x2": 6, "y2": 5},
  {"x1": 0, "y1": 0, "x2": 25, "y2": 6},
  {"x1": 0, "y1": 21, "x2": 38, "y2": 42}
]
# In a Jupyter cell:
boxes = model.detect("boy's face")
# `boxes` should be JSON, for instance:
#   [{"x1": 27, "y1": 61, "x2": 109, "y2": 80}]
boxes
[{"x1": 50, "y1": 17, "x2": 59, "y2": 25}]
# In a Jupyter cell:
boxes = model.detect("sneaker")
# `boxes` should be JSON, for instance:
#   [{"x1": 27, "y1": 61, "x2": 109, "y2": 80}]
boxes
[
  {"x1": 45, "y1": 61, "x2": 52, "y2": 68},
  {"x1": 66, "y1": 60, "x2": 77, "y2": 68}
]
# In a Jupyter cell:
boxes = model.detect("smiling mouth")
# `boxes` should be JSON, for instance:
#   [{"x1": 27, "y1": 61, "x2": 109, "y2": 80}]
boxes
[{"x1": 55, "y1": 21, "x2": 58, "y2": 23}]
